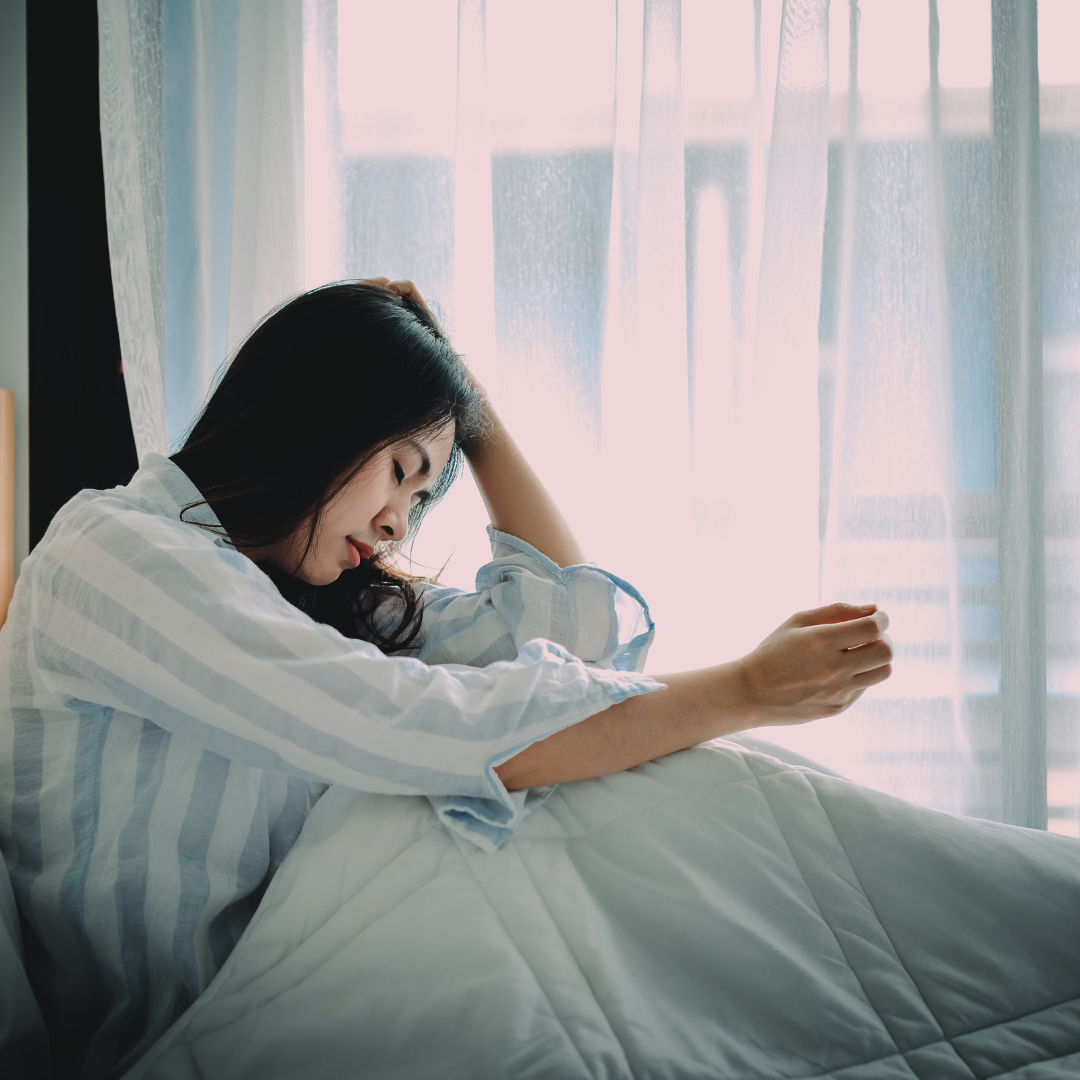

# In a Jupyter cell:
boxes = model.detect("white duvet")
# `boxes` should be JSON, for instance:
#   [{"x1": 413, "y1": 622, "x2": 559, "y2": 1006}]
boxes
[{"x1": 123, "y1": 740, "x2": 1080, "y2": 1079}]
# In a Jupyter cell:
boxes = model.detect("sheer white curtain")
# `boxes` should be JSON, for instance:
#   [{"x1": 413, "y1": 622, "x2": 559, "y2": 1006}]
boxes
[
  {"x1": 99, "y1": 0, "x2": 1080, "y2": 834},
  {"x1": 312, "y1": 0, "x2": 828, "y2": 672},
  {"x1": 99, "y1": 0, "x2": 307, "y2": 455}
]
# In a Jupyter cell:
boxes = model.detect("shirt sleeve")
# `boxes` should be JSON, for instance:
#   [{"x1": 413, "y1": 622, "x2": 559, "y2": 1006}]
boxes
[
  {"x1": 26, "y1": 498, "x2": 664, "y2": 852},
  {"x1": 391, "y1": 527, "x2": 657, "y2": 848},
  {"x1": 412, "y1": 526, "x2": 656, "y2": 673}
]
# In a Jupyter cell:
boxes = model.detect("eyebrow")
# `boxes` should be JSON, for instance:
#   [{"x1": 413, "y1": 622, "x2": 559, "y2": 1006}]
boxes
[{"x1": 406, "y1": 440, "x2": 432, "y2": 478}]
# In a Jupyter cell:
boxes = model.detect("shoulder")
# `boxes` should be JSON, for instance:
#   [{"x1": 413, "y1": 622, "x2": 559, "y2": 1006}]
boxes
[{"x1": 24, "y1": 481, "x2": 229, "y2": 595}]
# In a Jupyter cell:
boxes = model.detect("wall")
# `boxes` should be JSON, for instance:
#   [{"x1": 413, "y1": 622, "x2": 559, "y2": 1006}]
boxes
[{"x1": 0, "y1": 0, "x2": 29, "y2": 576}]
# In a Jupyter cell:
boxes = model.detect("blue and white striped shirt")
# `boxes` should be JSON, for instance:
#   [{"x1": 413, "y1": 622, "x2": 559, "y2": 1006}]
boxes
[{"x1": 0, "y1": 454, "x2": 659, "y2": 1078}]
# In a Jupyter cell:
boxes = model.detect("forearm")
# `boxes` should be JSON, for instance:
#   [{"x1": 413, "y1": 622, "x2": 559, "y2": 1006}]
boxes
[
  {"x1": 464, "y1": 403, "x2": 587, "y2": 569},
  {"x1": 493, "y1": 601, "x2": 895, "y2": 792},
  {"x1": 494, "y1": 662, "x2": 755, "y2": 791}
]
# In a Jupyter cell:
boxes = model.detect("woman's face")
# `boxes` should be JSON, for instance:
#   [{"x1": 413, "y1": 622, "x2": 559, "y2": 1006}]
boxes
[{"x1": 253, "y1": 424, "x2": 458, "y2": 586}]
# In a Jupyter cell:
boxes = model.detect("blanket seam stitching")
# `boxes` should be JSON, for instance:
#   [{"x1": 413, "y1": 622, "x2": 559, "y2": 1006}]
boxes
[
  {"x1": 133, "y1": 816, "x2": 451, "y2": 1064},
  {"x1": 747, "y1": 765, "x2": 937, "y2": 1078},
  {"x1": 806, "y1": 778, "x2": 1080, "y2": 1072},
  {"x1": 958, "y1": 994, "x2": 1080, "y2": 1040},
  {"x1": 445, "y1": 832, "x2": 602, "y2": 1079},
  {"x1": 985, "y1": 1044, "x2": 1080, "y2": 1080},
  {"x1": 524, "y1": 750, "x2": 787, "y2": 843},
  {"x1": 513, "y1": 843, "x2": 644, "y2": 1080},
  {"x1": 766, "y1": 1038, "x2": 1080, "y2": 1080},
  {"x1": 788, "y1": 768, "x2": 984, "y2": 1079}
]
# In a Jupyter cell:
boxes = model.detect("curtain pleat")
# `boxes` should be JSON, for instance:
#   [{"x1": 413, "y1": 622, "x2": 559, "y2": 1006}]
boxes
[
  {"x1": 225, "y1": 0, "x2": 305, "y2": 354},
  {"x1": 451, "y1": 0, "x2": 498, "y2": 393},
  {"x1": 163, "y1": 0, "x2": 238, "y2": 444},
  {"x1": 98, "y1": 0, "x2": 169, "y2": 461},
  {"x1": 810, "y1": 0, "x2": 971, "y2": 811},
  {"x1": 991, "y1": 0, "x2": 1047, "y2": 829},
  {"x1": 738, "y1": 0, "x2": 829, "y2": 642}
]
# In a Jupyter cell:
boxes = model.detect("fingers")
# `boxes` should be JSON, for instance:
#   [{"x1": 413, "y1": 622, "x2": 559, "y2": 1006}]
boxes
[
  {"x1": 387, "y1": 279, "x2": 430, "y2": 312},
  {"x1": 357, "y1": 277, "x2": 431, "y2": 314},
  {"x1": 755, "y1": 603, "x2": 893, "y2": 723},
  {"x1": 842, "y1": 632, "x2": 893, "y2": 674},
  {"x1": 789, "y1": 601, "x2": 876, "y2": 628},
  {"x1": 850, "y1": 662, "x2": 892, "y2": 688},
  {"x1": 785, "y1": 603, "x2": 889, "y2": 650},
  {"x1": 833, "y1": 610, "x2": 889, "y2": 650}
]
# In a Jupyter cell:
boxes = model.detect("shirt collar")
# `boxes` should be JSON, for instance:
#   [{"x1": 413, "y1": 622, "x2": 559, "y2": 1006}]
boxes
[{"x1": 126, "y1": 453, "x2": 233, "y2": 545}]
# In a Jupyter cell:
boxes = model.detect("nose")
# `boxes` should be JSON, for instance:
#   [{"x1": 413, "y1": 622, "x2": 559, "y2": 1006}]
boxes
[{"x1": 374, "y1": 496, "x2": 409, "y2": 541}]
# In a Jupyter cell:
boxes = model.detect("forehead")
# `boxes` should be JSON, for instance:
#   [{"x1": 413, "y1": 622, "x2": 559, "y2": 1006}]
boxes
[{"x1": 397, "y1": 425, "x2": 456, "y2": 458}]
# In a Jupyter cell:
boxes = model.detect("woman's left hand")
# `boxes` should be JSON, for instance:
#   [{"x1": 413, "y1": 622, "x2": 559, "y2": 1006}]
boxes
[{"x1": 736, "y1": 603, "x2": 893, "y2": 726}]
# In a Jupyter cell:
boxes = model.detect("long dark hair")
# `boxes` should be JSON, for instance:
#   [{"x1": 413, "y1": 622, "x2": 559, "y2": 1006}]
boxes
[{"x1": 171, "y1": 282, "x2": 490, "y2": 653}]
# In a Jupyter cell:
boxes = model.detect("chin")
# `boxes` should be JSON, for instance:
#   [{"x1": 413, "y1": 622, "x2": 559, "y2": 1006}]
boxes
[{"x1": 296, "y1": 565, "x2": 343, "y2": 587}]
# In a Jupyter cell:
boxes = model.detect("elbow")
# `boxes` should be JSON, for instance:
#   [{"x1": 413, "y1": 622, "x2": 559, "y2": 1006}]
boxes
[{"x1": 493, "y1": 755, "x2": 531, "y2": 793}]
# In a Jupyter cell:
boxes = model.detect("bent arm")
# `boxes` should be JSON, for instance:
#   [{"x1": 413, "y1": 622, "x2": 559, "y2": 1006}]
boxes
[
  {"x1": 495, "y1": 663, "x2": 751, "y2": 790},
  {"x1": 31, "y1": 497, "x2": 658, "y2": 808},
  {"x1": 496, "y1": 602, "x2": 895, "y2": 791},
  {"x1": 417, "y1": 529, "x2": 654, "y2": 670},
  {"x1": 370, "y1": 279, "x2": 586, "y2": 568},
  {"x1": 464, "y1": 401, "x2": 587, "y2": 570}
]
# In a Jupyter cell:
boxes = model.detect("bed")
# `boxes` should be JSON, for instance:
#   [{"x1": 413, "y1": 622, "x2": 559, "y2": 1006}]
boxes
[
  {"x1": 2, "y1": 472, "x2": 1077, "y2": 1077},
  {"x1": 116, "y1": 736, "x2": 1080, "y2": 1079}
]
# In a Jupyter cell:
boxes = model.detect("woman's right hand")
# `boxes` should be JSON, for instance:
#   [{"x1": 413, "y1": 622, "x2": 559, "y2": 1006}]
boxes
[
  {"x1": 361, "y1": 275, "x2": 489, "y2": 396},
  {"x1": 735, "y1": 603, "x2": 892, "y2": 726},
  {"x1": 359, "y1": 276, "x2": 431, "y2": 313}
]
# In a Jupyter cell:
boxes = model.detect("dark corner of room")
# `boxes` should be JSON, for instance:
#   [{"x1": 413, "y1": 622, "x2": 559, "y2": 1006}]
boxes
[{"x1": 26, "y1": 0, "x2": 138, "y2": 549}]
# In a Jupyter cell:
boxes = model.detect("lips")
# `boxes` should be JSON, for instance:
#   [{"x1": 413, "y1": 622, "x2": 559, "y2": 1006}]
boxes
[{"x1": 347, "y1": 538, "x2": 374, "y2": 568}]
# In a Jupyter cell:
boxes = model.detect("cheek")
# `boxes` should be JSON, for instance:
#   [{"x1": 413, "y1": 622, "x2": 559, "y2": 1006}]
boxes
[{"x1": 321, "y1": 481, "x2": 383, "y2": 534}]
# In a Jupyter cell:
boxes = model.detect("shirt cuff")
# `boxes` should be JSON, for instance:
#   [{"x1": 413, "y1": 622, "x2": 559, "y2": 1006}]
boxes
[
  {"x1": 484, "y1": 526, "x2": 656, "y2": 674},
  {"x1": 428, "y1": 642, "x2": 664, "y2": 853}
]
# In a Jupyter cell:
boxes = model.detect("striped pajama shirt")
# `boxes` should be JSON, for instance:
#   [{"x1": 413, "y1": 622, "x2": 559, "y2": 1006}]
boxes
[{"x1": 0, "y1": 454, "x2": 659, "y2": 1078}]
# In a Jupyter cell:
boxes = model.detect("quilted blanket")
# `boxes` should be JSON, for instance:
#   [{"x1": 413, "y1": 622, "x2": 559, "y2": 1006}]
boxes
[{"x1": 123, "y1": 741, "x2": 1080, "y2": 1079}]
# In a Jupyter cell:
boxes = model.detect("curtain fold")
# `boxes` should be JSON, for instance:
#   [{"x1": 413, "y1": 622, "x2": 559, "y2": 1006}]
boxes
[
  {"x1": 101, "y1": 0, "x2": 305, "y2": 456},
  {"x1": 737, "y1": 0, "x2": 829, "y2": 643},
  {"x1": 163, "y1": 0, "x2": 238, "y2": 444},
  {"x1": 991, "y1": 0, "x2": 1047, "y2": 829},
  {"x1": 451, "y1": 0, "x2": 498, "y2": 394},
  {"x1": 302, "y1": 0, "x2": 344, "y2": 289},
  {"x1": 226, "y1": 0, "x2": 305, "y2": 361},
  {"x1": 98, "y1": 0, "x2": 169, "y2": 460},
  {"x1": 97, "y1": 0, "x2": 1078, "y2": 834},
  {"x1": 809, "y1": 0, "x2": 971, "y2": 811},
  {"x1": 599, "y1": 0, "x2": 693, "y2": 640}
]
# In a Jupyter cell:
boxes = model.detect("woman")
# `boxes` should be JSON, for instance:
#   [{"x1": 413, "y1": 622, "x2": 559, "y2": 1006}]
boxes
[
  {"x1": 119, "y1": 288, "x2": 1080, "y2": 1080},
  {"x1": 0, "y1": 276, "x2": 941, "y2": 1080}
]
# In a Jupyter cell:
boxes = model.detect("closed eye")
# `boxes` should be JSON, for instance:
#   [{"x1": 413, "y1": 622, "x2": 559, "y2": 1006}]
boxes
[{"x1": 395, "y1": 459, "x2": 430, "y2": 506}]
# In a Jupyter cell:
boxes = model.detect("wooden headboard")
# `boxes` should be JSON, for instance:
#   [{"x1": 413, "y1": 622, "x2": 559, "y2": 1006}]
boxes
[{"x1": 0, "y1": 389, "x2": 14, "y2": 628}]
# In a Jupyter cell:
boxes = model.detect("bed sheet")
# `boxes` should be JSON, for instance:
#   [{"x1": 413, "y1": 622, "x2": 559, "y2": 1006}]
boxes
[
  {"x1": 0, "y1": 840, "x2": 50, "y2": 1078},
  {"x1": 123, "y1": 741, "x2": 1080, "y2": 1079}
]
